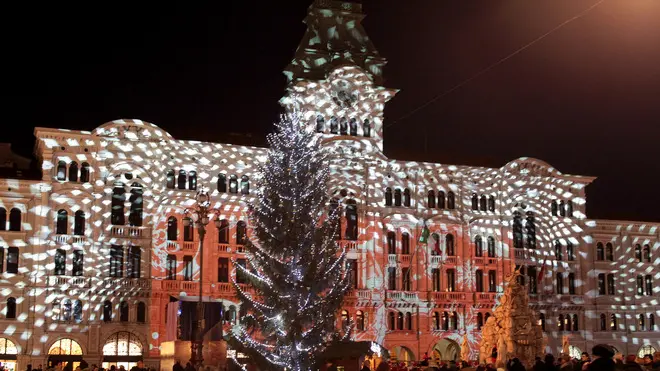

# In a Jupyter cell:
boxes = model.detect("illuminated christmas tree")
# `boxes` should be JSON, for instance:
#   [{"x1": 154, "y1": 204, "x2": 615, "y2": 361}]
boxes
[{"x1": 230, "y1": 112, "x2": 352, "y2": 371}]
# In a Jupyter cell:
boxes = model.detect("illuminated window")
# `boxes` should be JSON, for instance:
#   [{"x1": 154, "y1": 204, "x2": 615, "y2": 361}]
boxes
[
  {"x1": 397, "y1": 312, "x2": 404, "y2": 330},
  {"x1": 645, "y1": 275, "x2": 653, "y2": 296},
  {"x1": 315, "y1": 115, "x2": 325, "y2": 133},
  {"x1": 167, "y1": 217, "x2": 178, "y2": 241},
  {"x1": 137, "y1": 302, "x2": 146, "y2": 323},
  {"x1": 236, "y1": 221, "x2": 247, "y2": 244},
  {"x1": 432, "y1": 269, "x2": 440, "y2": 291},
  {"x1": 356, "y1": 310, "x2": 365, "y2": 331},
  {"x1": 56, "y1": 209, "x2": 68, "y2": 235},
  {"x1": 183, "y1": 256, "x2": 193, "y2": 281},
  {"x1": 8, "y1": 209, "x2": 20, "y2": 232},
  {"x1": 177, "y1": 170, "x2": 187, "y2": 190},
  {"x1": 635, "y1": 244, "x2": 642, "y2": 262},
  {"x1": 488, "y1": 270, "x2": 496, "y2": 292},
  {"x1": 479, "y1": 195, "x2": 487, "y2": 211},
  {"x1": 567, "y1": 242, "x2": 575, "y2": 261},
  {"x1": 401, "y1": 233, "x2": 410, "y2": 255},
  {"x1": 387, "y1": 267, "x2": 396, "y2": 290},
  {"x1": 55, "y1": 249, "x2": 66, "y2": 275},
  {"x1": 384, "y1": 187, "x2": 393, "y2": 206},
  {"x1": 349, "y1": 118, "x2": 358, "y2": 136},
  {"x1": 0, "y1": 208, "x2": 5, "y2": 231},
  {"x1": 568, "y1": 273, "x2": 575, "y2": 295},
  {"x1": 73, "y1": 300, "x2": 82, "y2": 323},
  {"x1": 74, "y1": 210, "x2": 85, "y2": 236},
  {"x1": 650, "y1": 314, "x2": 655, "y2": 331},
  {"x1": 236, "y1": 259, "x2": 247, "y2": 284},
  {"x1": 605, "y1": 243, "x2": 613, "y2": 261},
  {"x1": 188, "y1": 171, "x2": 197, "y2": 190},
  {"x1": 345, "y1": 199, "x2": 358, "y2": 240},
  {"x1": 643, "y1": 244, "x2": 651, "y2": 262},
  {"x1": 565, "y1": 315, "x2": 572, "y2": 331},
  {"x1": 183, "y1": 218, "x2": 193, "y2": 241},
  {"x1": 599, "y1": 313, "x2": 607, "y2": 331},
  {"x1": 402, "y1": 267, "x2": 411, "y2": 291},
  {"x1": 217, "y1": 173, "x2": 227, "y2": 192},
  {"x1": 566, "y1": 200, "x2": 573, "y2": 217},
  {"x1": 488, "y1": 195, "x2": 496, "y2": 212},
  {"x1": 538, "y1": 313, "x2": 545, "y2": 331},
  {"x1": 217, "y1": 219, "x2": 229, "y2": 243},
  {"x1": 6, "y1": 247, "x2": 18, "y2": 274},
  {"x1": 487, "y1": 236, "x2": 496, "y2": 257},
  {"x1": 431, "y1": 233, "x2": 441, "y2": 256},
  {"x1": 525, "y1": 212, "x2": 536, "y2": 249},
  {"x1": 48, "y1": 338, "x2": 83, "y2": 355},
  {"x1": 556, "y1": 273, "x2": 564, "y2": 294},
  {"x1": 6, "y1": 297, "x2": 16, "y2": 319},
  {"x1": 477, "y1": 312, "x2": 483, "y2": 330},
  {"x1": 120, "y1": 301, "x2": 129, "y2": 322},
  {"x1": 339, "y1": 117, "x2": 348, "y2": 135},
  {"x1": 129, "y1": 184, "x2": 143, "y2": 227},
  {"x1": 111, "y1": 184, "x2": 126, "y2": 225},
  {"x1": 637, "y1": 275, "x2": 645, "y2": 295},
  {"x1": 341, "y1": 310, "x2": 349, "y2": 329},
  {"x1": 0, "y1": 338, "x2": 18, "y2": 355},
  {"x1": 610, "y1": 314, "x2": 617, "y2": 331},
  {"x1": 607, "y1": 274, "x2": 615, "y2": 295},
  {"x1": 551, "y1": 200, "x2": 558, "y2": 216},
  {"x1": 330, "y1": 116, "x2": 338, "y2": 134},
  {"x1": 554, "y1": 240, "x2": 562, "y2": 261},
  {"x1": 57, "y1": 160, "x2": 67, "y2": 181},
  {"x1": 166, "y1": 255, "x2": 176, "y2": 280},
  {"x1": 110, "y1": 245, "x2": 124, "y2": 278},
  {"x1": 475, "y1": 270, "x2": 483, "y2": 292},
  {"x1": 638, "y1": 345, "x2": 657, "y2": 359},
  {"x1": 475, "y1": 236, "x2": 483, "y2": 257},
  {"x1": 229, "y1": 175, "x2": 238, "y2": 193},
  {"x1": 405, "y1": 312, "x2": 412, "y2": 330},
  {"x1": 446, "y1": 234, "x2": 454, "y2": 256},
  {"x1": 362, "y1": 119, "x2": 371, "y2": 137},
  {"x1": 103, "y1": 300, "x2": 112, "y2": 322},
  {"x1": 446, "y1": 269, "x2": 455, "y2": 292},
  {"x1": 240, "y1": 175, "x2": 249, "y2": 195},
  {"x1": 127, "y1": 246, "x2": 141, "y2": 278},
  {"x1": 442, "y1": 312, "x2": 449, "y2": 331},
  {"x1": 558, "y1": 314, "x2": 564, "y2": 331},
  {"x1": 80, "y1": 162, "x2": 90, "y2": 183},
  {"x1": 387, "y1": 231, "x2": 396, "y2": 254},
  {"x1": 639, "y1": 314, "x2": 646, "y2": 331},
  {"x1": 102, "y1": 332, "x2": 143, "y2": 357},
  {"x1": 512, "y1": 212, "x2": 523, "y2": 249},
  {"x1": 388, "y1": 312, "x2": 395, "y2": 330},
  {"x1": 403, "y1": 188, "x2": 411, "y2": 207},
  {"x1": 471, "y1": 194, "x2": 478, "y2": 210},
  {"x1": 69, "y1": 161, "x2": 78, "y2": 182},
  {"x1": 427, "y1": 190, "x2": 436, "y2": 208},
  {"x1": 446, "y1": 191, "x2": 455, "y2": 209},
  {"x1": 559, "y1": 200, "x2": 566, "y2": 217},
  {"x1": 166, "y1": 169, "x2": 175, "y2": 189},
  {"x1": 347, "y1": 259, "x2": 358, "y2": 289},
  {"x1": 72, "y1": 250, "x2": 83, "y2": 276},
  {"x1": 597, "y1": 273, "x2": 606, "y2": 295}
]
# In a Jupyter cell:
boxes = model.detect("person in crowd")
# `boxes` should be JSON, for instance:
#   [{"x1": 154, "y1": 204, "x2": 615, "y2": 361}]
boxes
[
  {"x1": 360, "y1": 360, "x2": 371, "y2": 371},
  {"x1": 586, "y1": 344, "x2": 615, "y2": 371},
  {"x1": 623, "y1": 355, "x2": 643, "y2": 371},
  {"x1": 506, "y1": 358, "x2": 525, "y2": 371},
  {"x1": 576, "y1": 352, "x2": 591, "y2": 371},
  {"x1": 613, "y1": 354, "x2": 625, "y2": 370},
  {"x1": 183, "y1": 363, "x2": 194, "y2": 371},
  {"x1": 560, "y1": 354, "x2": 574, "y2": 370},
  {"x1": 543, "y1": 354, "x2": 556, "y2": 371},
  {"x1": 375, "y1": 362, "x2": 390, "y2": 371},
  {"x1": 172, "y1": 360, "x2": 184, "y2": 371}
]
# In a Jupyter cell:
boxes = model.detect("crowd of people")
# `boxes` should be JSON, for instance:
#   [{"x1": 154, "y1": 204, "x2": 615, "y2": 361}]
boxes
[{"x1": 21, "y1": 361, "x2": 152, "y2": 371}]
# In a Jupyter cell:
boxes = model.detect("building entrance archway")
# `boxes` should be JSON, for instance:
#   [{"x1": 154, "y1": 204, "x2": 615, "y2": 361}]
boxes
[
  {"x1": 0, "y1": 338, "x2": 19, "y2": 371},
  {"x1": 432, "y1": 338, "x2": 460, "y2": 362},
  {"x1": 47, "y1": 338, "x2": 84, "y2": 369},
  {"x1": 390, "y1": 346, "x2": 415, "y2": 366}
]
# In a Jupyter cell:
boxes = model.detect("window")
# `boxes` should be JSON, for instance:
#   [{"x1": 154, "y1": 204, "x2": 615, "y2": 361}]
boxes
[
  {"x1": 217, "y1": 219, "x2": 229, "y2": 244},
  {"x1": 488, "y1": 196, "x2": 495, "y2": 212},
  {"x1": 405, "y1": 312, "x2": 412, "y2": 330},
  {"x1": 236, "y1": 221, "x2": 247, "y2": 244},
  {"x1": 80, "y1": 163, "x2": 90, "y2": 183},
  {"x1": 568, "y1": 273, "x2": 575, "y2": 294},
  {"x1": 129, "y1": 185, "x2": 143, "y2": 227},
  {"x1": 387, "y1": 231, "x2": 396, "y2": 254},
  {"x1": 349, "y1": 118, "x2": 358, "y2": 136},
  {"x1": 477, "y1": 313, "x2": 483, "y2": 330},
  {"x1": 397, "y1": 312, "x2": 404, "y2": 330},
  {"x1": 607, "y1": 274, "x2": 615, "y2": 295},
  {"x1": 610, "y1": 314, "x2": 617, "y2": 331},
  {"x1": 476, "y1": 270, "x2": 483, "y2": 292},
  {"x1": 551, "y1": 200, "x2": 558, "y2": 216},
  {"x1": 177, "y1": 170, "x2": 187, "y2": 189},
  {"x1": 103, "y1": 301, "x2": 112, "y2": 322},
  {"x1": 345, "y1": 200, "x2": 358, "y2": 241},
  {"x1": 558, "y1": 314, "x2": 565, "y2": 331},
  {"x1": 432, "y1": 269, "x2": 440, "y2": 292},
  {"x1": 127, "y1": 246, "x2": 141, "y2": 278},
  {"x1": 637, "y1": 275, "x2": 645, "y2": 295},
  {"x1": 240, "y1": 175, "x2": 249, "y2": 195},
  {"x1": 447, "y1": 269, "x2": 455, "y2": 292},
  {"x1": 183, "y1": 256, "x2": 193, "y2": 281},
  {"x1": 6, "y1": 297, "x2": 16, "y2": 319},
  {"x1": 8, "y1": 208, "x2": 20, "y2": 232},
  {"x1": 218, "y1": 258, "x2": 229, "y2": 282},
  {"x1": 330, "y1": 116, "x2": 338, "y2": 134},
  {"x1": 183, "y1": 218, "x2": 194, "y2": 241},
  {"x1": 188, "y1": 171, "x2": 197, "y2": 190},
  {"x1": 72, "y1": 250, "x2": 83, "y2": 276},
  {"x1": 480, "y1": 195, "x2": 487, "y2": 211},
  {"x1": 635, "y1": 244, "x2": 642, "y2": 262},
  {"x1": 606, "y1": 243, "x2": 614, "y2": 261},
  {"x1": 0, "y1": 208, "x2": 5, "y2": 231},
  {"x1": 403, "y1": 188, "x2": 411, "y2": 207},
  {"x1": 356, "y1": 311, "x2": 365, "y2": 331},
  {"x1": 55, "y1": 249, "x2": 66, "y2": 275},
  {"x1": 217, "y1": 173, "x2": 227, "y2": 192},
  {"x1": 488, "y1": 270, "x2": 496, "y2": 292},
  {"x1": 110, "y1": 245, "x2": 124, "y2": 278},
  {"x1": 513, "y1": 212, "x2": 523, "y2": 249},
  {"x1": 387, "y1": 267, "x2": 396, "y2": 290},
  {"x1": 567, "y1": 242, "x2": 575, "y2": 261},
  {"x1": 566, "y1": 200, "x2": 573, "y2": 217},
  {"x1": 645, "y1": 275, "x2": 653, "y2": 296},
  {"x1": 57, "y1": 161, "x2": 67, "y2": 180},
  {"x1": 447, "y1": 191, "x2": 455, "y2": 209},
  {"x1": 341, "y1": 310, "x2": 349, "y2": 329},
  {"x1": 438, "y1": 191, "x2": 446, "y2": 209},
  {"x1": 384, "y1": 188, "x2": 393, "y2": 206},
  {"x1": 229, "y1": 175, "x2": 238, "y2": 193},
  {"x1": 446, "y1": 234, "x2": 454, "y2": 256},
  {"x1": 363, "y1": 119, "x2": 371, "y2": 137},
  {"x1": 315, "y1": 115, "x2": 325, "y2": 132},
  {"x1": 475, "y1": 236, "x2": 483, "y2": 257},
  {"x1": 650, "y1": 314, "x2": 656, "y2": 331},
  {"x1": 56, "y1": 209, "x2": 68, "y2": 234},
  {"x1": 6, "y1": 247, "x2": 18, "y2": 274},
  {"x1": 428, "y1": 190, "x2": 436, "y2": 208},
  {"x1": 599, "y1": 313, "x2": 607, "y2": 331},
  {"x1": 525, "y1": 212, "x2": 536, "y2": 249},
  {"x1": 166, "y1": 255, "x2": 176, "y2": 280},
  {"x1": 639, "y1": 314, "x2": 646, "y2": 331},
  {"x1": 559, "y1": 200, "x2": 566, "y2": 217},
  {"x1": 442, "y1": 312, "x2": 449, "y2": 331},
  {"x1": 644, "y1": 244, "x2": 651, "y2": 262},
  {"x1": 388, "y1": 312, "x2": 395, "y2": 330},
  {"x1": 539, "y1": 313, "x2": 546, "y2": 331},
  {"x1": 0, "y1": 248, "x2": 3, "y2": 273},
  {"x1": 471, "y1": 194, "x2": 478, "y2": 210},
  {"x1": 527, "y1": 267, "x2": 537, "y2": 294},
  {"x1": 236, "y1": 259, "x2": 247, "y2": 284},
  {"x1": 167, "y1": 217, "x2": 178, "y2": 240},
  {"x1": 555, "y1": 241, "x2": 562, "y2": 261},
  {"x1": 74, "y1": 210, "x2": 85, "y2": 236},
  {"x1": 347, "y1": 259, "x2": 358, "y2": 289},
  {"x1": 73, "y1": 300, "x2": 82, "y2": 323},
  {"x1": 402, "y1": 267, "x2": 411, "y2": 291},
  {"x1": 638, "y1": 345, "x2": 657, "y2": 359},
  {"x1": 120, "y1": 301, "x2": 129, "y2": 321},
  {"x1": 111, "y1": 183, "x2": 126, "y2": 225},
  {"x1": 69, "y1": 162, "x2": 78, "y2": 182},
  {"x1": 401, "y1": 233, "x2": 410, "y2": 255},
  {"x1": 598, "y1": 273, "x2": 606, "y2": 295},
  {"x1": 431, "y1": 233, "x2": 441, "y2": 256},
  {"x1": 487, "y1": 237, "x2": 496, "y2": 257},
  {"x1": 451, "y1": 312, "x2": 459, "y2": 330},
  {"x1": 394, "y1": 189, "x2": 402, "y2": 207},
  {"x1": 137, "y1": 302, "x2": 146, "y2": 323},
  {"x1": 433, "y1": 312, "x2": 441, "y2": 330},
  {"x1": 166, "y1": 170, "x2": 175, "y2": 188},
  {"x1": 49, "y1": 338, "x2": 83, "y2": 355},
  {"x1": 556, "y1": 273, "x2": 564, "y2": 294},
  {"x1": 340, "y1": 118, "x2": 348, "y2": 135}
]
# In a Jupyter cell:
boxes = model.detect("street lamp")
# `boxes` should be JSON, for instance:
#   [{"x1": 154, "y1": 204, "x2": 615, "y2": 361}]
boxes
[{"x1": 183, "y1": 187, "x2": 223, "y2": 370}]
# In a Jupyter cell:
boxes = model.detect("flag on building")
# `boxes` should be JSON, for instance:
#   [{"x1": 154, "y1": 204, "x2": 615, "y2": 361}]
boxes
[{"x1": 164, "y1": 296, "x2": 179, "y2": 342}]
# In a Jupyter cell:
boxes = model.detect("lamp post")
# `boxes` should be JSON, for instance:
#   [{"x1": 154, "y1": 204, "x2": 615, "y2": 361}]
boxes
[{"x1": 183, "y1": 188, "x2": 223, "y2": 370}]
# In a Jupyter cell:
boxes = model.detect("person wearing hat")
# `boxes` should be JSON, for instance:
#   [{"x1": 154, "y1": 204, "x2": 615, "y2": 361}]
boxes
[{"x1": 586, "y1": 345, "x2": 615, "y2": 371}]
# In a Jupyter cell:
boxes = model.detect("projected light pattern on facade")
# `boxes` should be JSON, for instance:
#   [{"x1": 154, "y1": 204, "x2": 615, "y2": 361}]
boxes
[{"x1": 0, "y1": 0, "x2": 658, "y2": 369}]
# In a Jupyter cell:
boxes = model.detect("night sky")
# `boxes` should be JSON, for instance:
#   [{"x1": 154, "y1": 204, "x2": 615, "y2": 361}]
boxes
[{"x1": 2, "y1": 1, "x2": 659, "y2": 222}]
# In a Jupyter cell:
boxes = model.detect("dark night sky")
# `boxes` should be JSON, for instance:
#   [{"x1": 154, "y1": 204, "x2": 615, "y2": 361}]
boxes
[{"x1": 1, "y1": 1, "x2": 659, "y2": 221}]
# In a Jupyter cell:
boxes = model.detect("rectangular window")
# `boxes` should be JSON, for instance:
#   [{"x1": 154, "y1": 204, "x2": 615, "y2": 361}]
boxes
[
  {"x1": 218, "y1": 258, "x2": 229, "y2": 282},
  {"x1": 55, "y1": 249, "x2": 66, "y2": 275},
  {"x1": 183, "y1": 256, "x2": 193, "y2": 281},
  {"x1": 402, "y1": 267, "x2": 411, "y2": 291},
  {"x1": 347, "y1": 259, "x2": 358, "y2": 289},
  {"x1": 598, "y1": 274, "x2": 606, "y2": 295},
  {"x1": 527, "y1": 267, "x2": 537, "y2": 294},
  {"x1": 127, "y1": 246, "x2": 141, "y2": 278},
  {"x1": 488, "y1": 270, "x2": 497, "y2": 292},
  {"x1": 476, "y1": 270, "x2": 483, "y2": 292},
  {"x1": 446, "y1": 269, "x2": 455, "y2": 292},
  {"x1": 388, "y1": 267, "x2": 396, "y2": 291},
  {"x1": 0, "y1": 248, "x2": 4, "y2": 273},
  {"x1": 432, "y1": 268, "x2": 440, "y2": 292},
  {"x1": 7, "y1": 247, "x2": 19, "y2": 274},
  {"x1": 109, "y1": 245, "x2": 123, "y2": 278},
  {"x1": 72, "y1": 250, "x2": 84, "y2": 276},
  {"x1": 166, "y1": 255, "x2": 176, "y2": 280},
  {"x1": 236, "y1": 258, "x2": 247, "y2": 284},
  {"x1": 556, "y1": 273, "x2": 564, "y2": 294}
]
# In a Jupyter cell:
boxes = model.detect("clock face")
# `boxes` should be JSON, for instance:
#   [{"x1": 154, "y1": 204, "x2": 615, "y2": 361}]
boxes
[{"x1": 331, "y1": 79, "x2": 358, "y2": 107}]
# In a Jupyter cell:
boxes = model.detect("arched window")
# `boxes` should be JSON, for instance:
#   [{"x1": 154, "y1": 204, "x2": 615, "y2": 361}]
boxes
[
  {"x1": 639, "y1": 314, "x2": 646, "y2": 331},
  {"x1": 638, "y1": 345, "x2": 658, "y2": 359},
  {"x1": 349, "y1": 118, "x2": 358, "y2": 136},
  {"x1": 102, "y1": 332, "x2": 143, "y2": 357},
  {"x1": 111, "y1": 183, "x2": 126, "y2": 225},
  {"x1": 599, "y1": 313, "x2": 607, "y2": 331},
  {"x1": 566, "y1": 200, "x2": 573, "y2": 217},
  {"x1": 137, "y1": 302, "x2": 146, "y2": 323},
  {"x1": 6, "y1": 297, "x2": 16, "y2": 319},
  {"x1": 551, "y1": 200, "x2": 558, "y2": 216},
  {"x1": 72, "y1": 250, "x2": 84, "y2": 276},
  {"x1": 479, "y1": 195, "x2": 487, "y2": 211},
  {"x1": 330, "y1": 116, "x2": 338, "y2": 134},
  {"x1": 56, "y1": 209, "x2": 68, "y2": 235},
  {"x1": 433, "y1": 312, "x2": 441, "y2": 330},
  {"x1": 129, "y1": 184, "x2": 143, "y2": 227},
  {"x1": 427, "y1": 190, "x2": 436, "y2": 208},
  {"x1": 397, "y1": 312, "x2": 404, "y2": 330},
  {"x1": 475, "y1": 236, "x2": 483, "y2": 257},
  {"x1": 475, "y1": 270, "x2": 483, "y2": 292},
  {"x1": 635, "y1": 244, "x2": 642, "y2": 262},
  {"x1": 446, "y1": 234, "x2": 455, "y2": 256},
  {"x1": 6, "y1": 247, "x2": 18, "y2": 273},
  {"x1": 345, "y1": 200, "x2": 358, "y2": 241},
  {"x1": 0, "y1": 208, "x2": 5, "y2": 231},
  {"x1": 128, "y1": 246, "x2": 141, "y2": 278},
  {"x1": 539, "y1": 313, "x2": 545, "y2": 331},
  {"x1": 55, "y1": 249, "x2": 66, "y2": 275},
  {"x1": 487, "y1": 236, "x2": 496, "y2": 257},
  {"x1": 559, "y1": 200, "x2": 566, "y2": 217},
  {"x1": 513, "y1": 211, "x2": 523, "y2": 249},
  {"x1": 340, "y1": 309, "x2": 349, "y2": 329},
  {"x1": 183, "y1": 217, "x2": 194, "y2": 242},
  {"x1": 646, "y1": 275, "x2": 653, "y2": 296},
  {"x1": 610, "y1": 314, "x2": 617, "y2": 331},
  {"x1": 644, "y1": 244, "x2": 651, "y2": 262},
  {"x1": 438, "y1": 191, "x2": 446, "y2": 209},
  {"x1": 442, "y1": 312, "x2": 449, "y2": 331},
  {"x1": 637, "y1": 275, "x2": 645, "y2": 295},
  {"x1": 240, "y1": 175, "x2": 250, "y2": 195},
  {"x1": 650, "y1": 314, "x2": 655, "y2": 331},
  {"x1": 62, "y1": 299, "x2": 72, "y2": 321},
  {"x1": 596, "y1": 242, "x2": 604, "y2": 261},
  {"x1": 188, "y1": 171, "x2": 197, "y2": 190},
  {"x1": 217, "y1": 173, "x2": 227, "y2": 192},
  {"x1": 217, "y1": 219, "x2": 229, "y2": 244},
  {"x1": 555, "y1": 240, "x2": 563, "y2": 261},
  {"x1": 403, "y1": 188, "x2": 411, "y2": 207},
  {"x1": 384, "y1": 187, "x2": 393, "y2": 206},
  {"x1": 471, "y1": 193, "x2": 478, "y2": 210},
  {"x1": 565, "y1": 314, "x2": 572, "y2": 331},
  {"x1": 316, "y1": 115, "x2": 325, "y2": 133},
  {"x1": 401, "y1": 233, "x2": 410, "y2": 255},
  {"x1": 598, "y1": 273, "x2": 606, "y2": 295},
  {"x1": 167, "y1": 217, "x2": 178, "y2": 241},
  {"x1": 74, "y1": 210, "x2": 85, "y2": 236},
  {"x1": 394, "y1": 189, "x2": 402, "y2": 207},
  {"x1": 120, "y1": 301, "x2": 129, "y2": 322},
  {"x1": 80, "y1": 162, "x2": 91, "y2": 183},
  {"x1": 69, "y1": 162, "x2": 78, "y2": 182},
  {"x1": 488, "y1": 196, "x2": 495, "y2": 212},
  {"x1": 477, "y1": 313, "x2": 483, "y2": 329},
  {"x1": 48, "y1": 338, "x2": 83, "y2": 355},
  {"x1": 388, "y1": 312, "x2": 395, "y2": 330},
  {"x1": 73, "y1": 300, "x2": 82, "y2": 323},
  {"x1": 177, "y1": 170, "x2": 187, "y2": 190},
  {"x1": 387, "y1": 231, "x2": 396, "y2": 254},
  {"x1": 229, "y1": 175, "x2": 238, "y2": 193},
  {"x1": 607, "y1": 274, "x2": 615, "y2": 295},
  {"x1": 362, "y1": 119, "x2": 371, "y2": 137},
  {"x1": 405, "y1": 312, "x2": 412, "y2": 330},
  {"x1": 57, "y1": 160, "x2": 67, "y2": 181},
  {"x1": 356, "y1": 311, "x2": 365, "y2": 331},
  {"x1": 558, "y1": 314, "x2": 565, "y2": 331},
  {"x1": 8, "y1": 208, "x2": 21, "y2": 232},
  {"x1": 431, "y1": 233, "x2": 441, "y2": 256},
  {"x1": 103, "y1": 300, "x2": 112, "y2": 322},
  {"x1": 606, "y1": 242, "x2": 614, "y2": 261},
  {"x1": 218, "y1": 257, "x2": 229, "y2": 282},
  {"x1": 568, "y1": 273, "x2": 576, "y2": 294},
  {"x1": 525, "y1": 212, "x2": 536, "y2": 249},
  {"x1": 567, "y1": 242, "x2": 575, "y2": 261},
  {"x1": 339, "y1": 118, "x2": 348, "y2": 135},
  {"x1": 166, "y1": 169, "x2": 175, "y2": 189},
  {"x1": 236, "y1": 221, "x2": 247, "y2": 245}
]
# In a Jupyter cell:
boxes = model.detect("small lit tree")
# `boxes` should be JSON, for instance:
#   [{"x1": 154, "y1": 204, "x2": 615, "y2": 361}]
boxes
[{"x1": 230, "y1": 112, "x2": 352, "y2": 371}]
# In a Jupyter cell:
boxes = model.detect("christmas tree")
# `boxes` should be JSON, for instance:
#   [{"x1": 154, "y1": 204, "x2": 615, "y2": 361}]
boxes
[{"x1": 230, "y1": 112, "x2": 352, "y2": 371}]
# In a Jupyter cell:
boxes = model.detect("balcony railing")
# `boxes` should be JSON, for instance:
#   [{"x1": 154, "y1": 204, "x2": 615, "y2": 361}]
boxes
[
  {"x1": 430, "y1": 291, "x2": 468, "y2": 301},
  {"x1": 213, "y1": 282, "x2": 234, "y2": 294},
  {"x1": 167, "y1": 241, "x2": 179, "y2": 252},
  {"x1": 430, "y1": 256, "x2": 442, "y2": 265},
  {"x1": 445, "y1": 256, "x2": 458, "y2": 265},
  {"x1": 474, "y1": 292, "x2": 498, "y2": 302},
  {"x1": 217, "y1": 243, "x2": 231, "y2": 253},
  {"x1": 109, "y1": 226, "x2": 151, "y2": 239},
  {"x1": 47, "y1": 275, "x2": 90, "y2": 288},
  {"x1": 339, "y1": 240, "x2": 359, "y2": 252},
  {"x1": 347, "y1": 289, "x2": 372, "y2": 300},
  {"x1": 99, "y1": 277, "x2": 151, "y2": 289},
  {"x1": 400, "y1": 254, "x2": 412, "y2": 264},
  {"x1": 54, "y1": 234, "x2": 87, "y2": 245},
  {"x1": 183, "y1": 241, "x2": 196, "y2": 251},
  {"x1": 387, "y1": 290, "x2": 419, "y2": 301},
  {"x1": 388, "y1": 254, "x2": 397, "y2": 265}
]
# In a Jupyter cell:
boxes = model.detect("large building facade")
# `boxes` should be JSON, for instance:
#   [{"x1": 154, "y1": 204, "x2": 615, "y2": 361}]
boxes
[{"x1": 0, "y1": 1, "x2": 658, "y2": 369}]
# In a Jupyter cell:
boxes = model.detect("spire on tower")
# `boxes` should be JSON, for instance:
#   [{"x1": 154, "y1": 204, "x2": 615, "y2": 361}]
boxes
[{"x1": 284, "y1": 0, "x2": 387, "y2": 85}]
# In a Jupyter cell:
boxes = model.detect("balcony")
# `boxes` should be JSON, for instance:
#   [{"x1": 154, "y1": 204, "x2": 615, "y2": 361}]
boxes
[
  {"x1": 474, "y1": 292, "x2": 498, "y2": 303},
  {"x1": 387, "y1": 290, "x2": 420, "y2": 301},
  {"x1": 430, "y1": 256, "x2": 442, "y2": 265},
  {"x1": 109, "y1": 225, "x2": 151, "y2": 239},
  {"x1": 212, "y1": 282, "x2": 234, "y2": 294},
  {"x1": 514, "y1": 249, "x2": 538, "y2": 261},
  {"x1": 47, "y1": 275, "x2": 90, "y2": 288},
  {"x1": 98, "y1": 277, "x2": 151, "y2": 289},
  {"x1": 388, "y1": 254, "x2": 397, "y2": 265},
  {"x1": 182, "y1": 241, "x2": 197, "y2": 251},
  {"x1": 167, "y1": 241, "x2": 180, "y2": 252},
  {"x1": 347, "y1": 289, "x2": 372, "y2": 300},
  {"x1": 53, "y1": 234, "x2": 86, "y2": 245},
  {"x1": 430, "y1": 291, "x2": 468, "y2": 301},
  {"x1": 217, "y1": 243, "x2": 231, "y2": 253},
  {"x1": 161, "y1": 280, "x2": 199, "y2": 292},
  {"x1": 339, "y1": 240, "x2": 359, "y2": 252},
  {"x1": 445, "y1": 256, "x2": 458, "y2": 265},
  {"x1": 400, "y1": 254, "x2": 412, "y2": 264}
]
